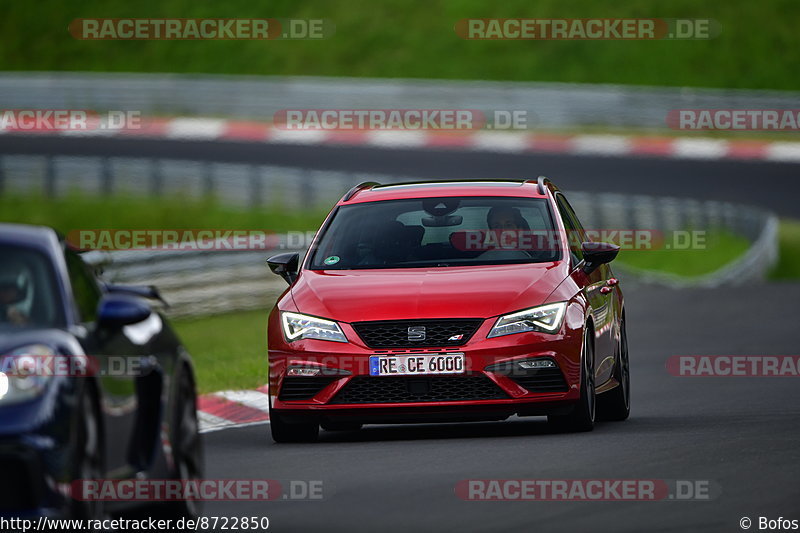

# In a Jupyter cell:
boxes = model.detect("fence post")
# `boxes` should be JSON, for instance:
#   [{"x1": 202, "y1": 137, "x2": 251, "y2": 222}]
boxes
[
  {"x1": 100, "y1": 157, "x2": 113, "y2": 196},
  {"x1": 302, "y1": 171, "x2": 315, "y2": 209},
  {"x1": 250, "y1": 165, "x2": 263, "y2": 208},
  {"x1": 150, "y1": 159, "x2": 162, "y2": 196},
  {"x1": 44, "y1": 156, "x2": 56, "y2": 197},
  {"x1": 203, "y1": 162, "x2": 215, "y2": 198}
]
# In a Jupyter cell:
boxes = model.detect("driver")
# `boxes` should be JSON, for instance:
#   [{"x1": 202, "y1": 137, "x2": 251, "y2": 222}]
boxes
[
  {"x1": 487, "y1": 206, "x2": 530, "y2": 232},
  {"x1": 482, "y1": 206, "x2": 532, "y2": 258}
]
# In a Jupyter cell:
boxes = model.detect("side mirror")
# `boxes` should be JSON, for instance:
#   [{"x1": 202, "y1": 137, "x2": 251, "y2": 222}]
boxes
[
  {"x1": 97, "y1": 294, "x2": 152, "y2": 329},
  {"x1": 267, "y1": 252, "x2": 300, "y2": 285},
  {"x1": 581, "y1": 242, "x2": 620, "y2": 274}
]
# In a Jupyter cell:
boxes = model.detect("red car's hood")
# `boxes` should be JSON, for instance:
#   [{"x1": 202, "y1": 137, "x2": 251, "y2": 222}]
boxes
[{"x1": 290, "y1": 263, "x2": 568, "y2": 322}]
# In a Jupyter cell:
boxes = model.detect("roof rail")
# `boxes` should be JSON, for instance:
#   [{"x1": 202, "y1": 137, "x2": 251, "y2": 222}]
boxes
[
  {"x1": 537, "y1": 176, "x2": 550, "y2": 195},
  {"x1": 522, "y1": 176, "x2": 550, "y2": 195},
  {"x1": 342, "y1": 181, "x2": 380, "y2": 202}
]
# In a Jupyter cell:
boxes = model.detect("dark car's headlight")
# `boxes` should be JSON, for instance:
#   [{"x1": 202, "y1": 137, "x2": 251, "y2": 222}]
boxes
[
  {"x1": 488, "y1": 302, "x2": 567, "y2": 338},
  {"x1": 281, "y1": 312, "x2": 348, "y2": 343},
  {"x1": 0, "y1": 344, "x2": 56, "y2": 405}
]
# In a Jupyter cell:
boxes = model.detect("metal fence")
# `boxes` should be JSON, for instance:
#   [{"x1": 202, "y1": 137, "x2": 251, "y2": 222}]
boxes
[
  {"x1": 2, "y1": 72, "x2": 800, "y2": 129},
  {"x1": 0, "y1": 154, "x2": 395, "y2": 209}
]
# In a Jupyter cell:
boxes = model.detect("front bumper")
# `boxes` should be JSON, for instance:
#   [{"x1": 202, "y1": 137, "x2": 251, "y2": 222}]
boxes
[{"x1": 268, "y1": 317, "x2": 584, "y2": 423}]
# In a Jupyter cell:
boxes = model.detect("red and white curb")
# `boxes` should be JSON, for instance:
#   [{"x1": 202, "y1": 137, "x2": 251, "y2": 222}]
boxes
[
  {"x1": 197, "y1": 386, "x2": 271, "y2": 434},
  {"x1": 3, "y1": 117, "x2": 800, "y2": 163}
]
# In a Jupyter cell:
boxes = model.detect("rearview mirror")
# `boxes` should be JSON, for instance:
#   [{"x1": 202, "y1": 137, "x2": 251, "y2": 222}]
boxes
[
  {"x1": 422, "y1": 215, "x2": 463, "y2": 227},
  {"x1": 581, "y1": 242, "x2": 620, "y2": 274},
  {"x1": 97, "y1": 294, "x2": 152, "y2": 329},
  {"x1": 267, "y1": 253, "x2": 300, "y2": 285}
]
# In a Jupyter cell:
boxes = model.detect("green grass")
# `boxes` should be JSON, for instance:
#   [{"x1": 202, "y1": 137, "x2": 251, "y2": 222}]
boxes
[
  {"x1": 770, "y1": 219, "x2": 800, "y2": 280},
  {"x1": 172, "y1": 308, "x2": 269, "y2": 393},
  {"x1": 0, "y1": 192, "x2": 327, "y2": 234},
  {"x1": 614, "y1": 230, "x2": 751, "y2": 277},
  {"x1": 1, "y1": 0, "x2": 799, "y2": 90}
]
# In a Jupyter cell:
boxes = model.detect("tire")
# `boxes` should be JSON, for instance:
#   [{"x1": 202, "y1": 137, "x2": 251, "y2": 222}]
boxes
[
  {"x1": 70, "y1": 387, "x2": 105, "y2": 524},
  {"x1": 164, "y1": 370, "x2": 204, "y2": 519},
  {"x1": 548, "y1": 327, "x2": 596, "y2": 433},
  {"x1": 270, "y1": 407, "x2": 319, "y2": 443},
  {"x1": 320, "y1": 421, "x2": 363, "y2": 432},
  {"x1": 598, "y1": 319, "x2": 631, "y2": 421}
]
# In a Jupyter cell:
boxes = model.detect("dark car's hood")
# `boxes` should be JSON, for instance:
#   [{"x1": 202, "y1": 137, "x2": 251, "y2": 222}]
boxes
[{"x1": 290, "y1": 262, "x2": 568, "y2": 322}]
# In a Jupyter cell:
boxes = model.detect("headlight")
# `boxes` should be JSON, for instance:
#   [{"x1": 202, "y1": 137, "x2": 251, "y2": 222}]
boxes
[
  {"x1": 487, "y1": 302, "x2": 567, "y2": 338},
  {"x1": 0, "y1": 344, "x2": 56, "y2": 405},
  {"x1": 281, "y1": 312, "x2": 347, "y2": 343}
]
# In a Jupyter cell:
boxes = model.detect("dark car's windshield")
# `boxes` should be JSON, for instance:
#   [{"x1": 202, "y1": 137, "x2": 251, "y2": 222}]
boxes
[
  {"x1": 308, "y1": 196, "x2": 561, "y2": 269},
  {"x1": 0, "y1": 245, "x2": 64, "y2": 330}
]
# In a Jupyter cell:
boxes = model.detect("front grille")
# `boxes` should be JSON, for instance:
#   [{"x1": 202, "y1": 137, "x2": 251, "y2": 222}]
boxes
[
  {"x1": 351, "y1": 319, "x2": 482, "y2": 348},
  {"x1": 279, "y1": 377, "x2": 339, "y2": 401},
  {"x1": 510, "y1": 368, "x2": 569, "y2": 393},
  {"x1": 330, "y1": 374, "x2": 509, "y2": 404}
]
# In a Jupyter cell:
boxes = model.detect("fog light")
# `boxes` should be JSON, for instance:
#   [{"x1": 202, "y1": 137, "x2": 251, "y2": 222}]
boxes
[
  {"x1": 518, "y1": 359, "x2": 556, "y2": 369},
  {"x1": 286, "y1": 365, "x2": 351, "y2": 377},
  {"x1": 287, "y1": 366, "x2": 322, "y2": 377}
]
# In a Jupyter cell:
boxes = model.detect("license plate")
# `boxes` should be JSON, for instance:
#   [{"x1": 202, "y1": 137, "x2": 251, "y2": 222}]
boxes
[{"x1": 369, "y1": 353, "x2": 465, "y2": 376}]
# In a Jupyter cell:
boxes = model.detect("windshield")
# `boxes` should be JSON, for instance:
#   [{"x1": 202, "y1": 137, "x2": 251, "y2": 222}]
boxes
[
  {"x1": 0, "y1": 245, "x2": 65, "y2": 330},
  {"x1": 308, "y1": 196, "x2": 561, "y2": 269}
]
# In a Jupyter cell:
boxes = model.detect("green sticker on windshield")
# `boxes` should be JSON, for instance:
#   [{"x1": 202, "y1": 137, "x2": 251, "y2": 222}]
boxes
[{"x1": 324, "y1": 256, "x2": 340, "y2": 265}]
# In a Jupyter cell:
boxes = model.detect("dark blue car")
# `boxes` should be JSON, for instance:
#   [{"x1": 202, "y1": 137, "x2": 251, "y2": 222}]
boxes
[{"x1": 0, "y1": 223, "x2": 203, "y2": 520}]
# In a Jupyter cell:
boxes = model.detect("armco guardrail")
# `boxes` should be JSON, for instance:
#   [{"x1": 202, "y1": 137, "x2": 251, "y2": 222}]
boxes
[
  {"x1": 2, "y1": 72, "x2": 800, "y2": 129},
  {"x1": 0, "y1": 155, "x2": 400, "y2": 209},
  {"x1": 76, "y1": 185, "x2": 777, "y2": 317}
]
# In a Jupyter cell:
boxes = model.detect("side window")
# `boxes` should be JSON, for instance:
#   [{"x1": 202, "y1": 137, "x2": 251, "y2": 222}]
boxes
[
  {"x1": 555, "y1": 195, "x2": 584, "y2": 264},
  {"x1": 65, "y1": 252, "x2": 102, "y2": 323}
]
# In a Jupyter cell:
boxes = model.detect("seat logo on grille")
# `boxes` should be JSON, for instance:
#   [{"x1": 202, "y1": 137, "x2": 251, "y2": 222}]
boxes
[{"x1": 407, "y1": 325, "x2": 426, "y2": 341}]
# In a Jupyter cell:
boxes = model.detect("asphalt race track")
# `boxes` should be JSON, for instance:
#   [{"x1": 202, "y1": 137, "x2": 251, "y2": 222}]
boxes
[
  {"x1": 203, "y1": 283, "x2": 800, "y2": 533},
  {"x1": 5, "y1": 135, "x2": 798, "y2": 532},
  {"x1": 1, "y1": 135, "x2": 799, "y2": 216}
]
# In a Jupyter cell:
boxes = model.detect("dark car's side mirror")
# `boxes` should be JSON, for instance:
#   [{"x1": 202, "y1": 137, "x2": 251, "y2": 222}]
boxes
[
  {"x1": 267, "y1": 252, "x2": 300, "y2": 285},
  {"x1": 581, "y1": 242, "x2": 620, "y2": 274},
  {"x1": 97, "y1": 294, "x2": 152, "y2": 329}
]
